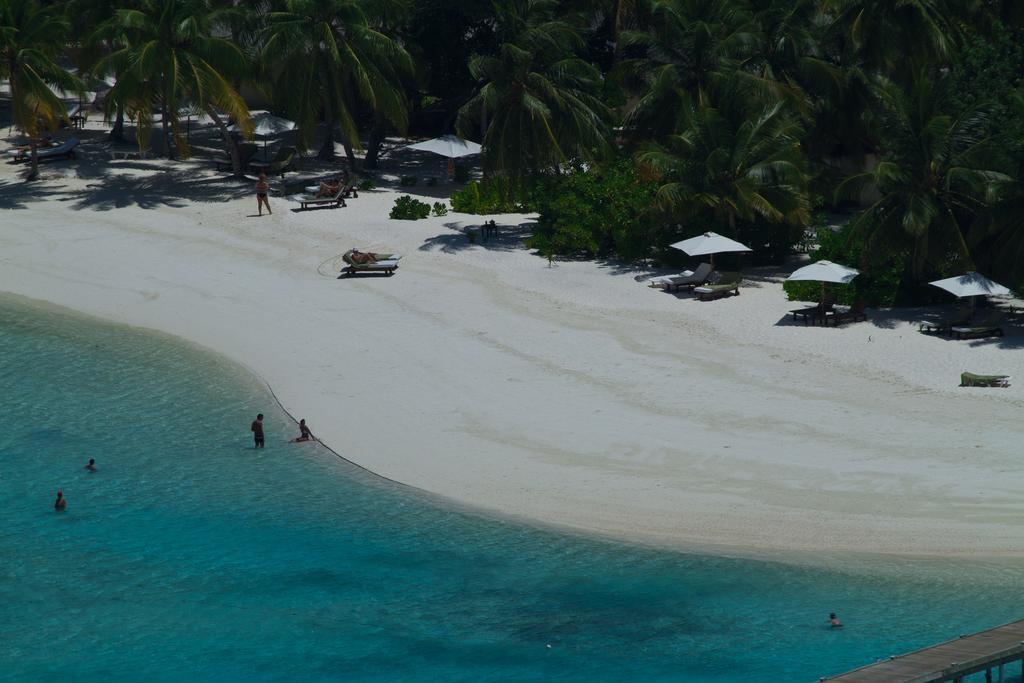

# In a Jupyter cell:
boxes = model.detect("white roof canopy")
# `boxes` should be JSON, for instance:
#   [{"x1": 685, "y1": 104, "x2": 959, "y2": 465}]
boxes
[{"x1": 406, "y1": 135, "x2": 482, "y2": 159}]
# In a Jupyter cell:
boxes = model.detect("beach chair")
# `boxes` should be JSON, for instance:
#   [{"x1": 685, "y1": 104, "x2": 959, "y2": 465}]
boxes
[
  {"x1": 960, "y1": 372, "x2": 1010, "y2": 388},
  {"x1": 341, "y1": 249, "x2": 402, "y2": 276},
  {"x1": 11, "y1": 138, "x2": 78, "y2": 163},
  {"x1": 791, "y1": 293, "x2": 836, "y2": 326},
  {"x1": 647, "y1": 270, "x2": 693, "y2": 288},
  {"x1": 827, "y1": 299, "x2": 868, "y2": 326},
  {"x1": 660, "y1": 263, "x2": 713, "y2": 292},
  {"x1": 919, "y1": 307, "x2": 972, "y2": 336},
  {"x1": 216, "y1": 142, "x2": 257, "y2": 171},
  {"x1": 694, "y1": 272, "x2": 742, "y2": 301},
  {"x1": 299, "y1": 188, "x2": 346, "y2": 210},
  {"x1": 249, "y1": 146, "x2": 295, "y2": 177},
  {"x1": 951, "y1": 325, "x2": 1004, "y2": 340}
]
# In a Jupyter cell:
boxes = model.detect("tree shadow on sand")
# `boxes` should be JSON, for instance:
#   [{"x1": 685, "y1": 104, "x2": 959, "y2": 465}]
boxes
[
  {"x1": 420, "y1": 220, "x2": 533, "y2": 254},
  {"x1": 59, "y1": 167, "x2": 251, "y2": 211}
]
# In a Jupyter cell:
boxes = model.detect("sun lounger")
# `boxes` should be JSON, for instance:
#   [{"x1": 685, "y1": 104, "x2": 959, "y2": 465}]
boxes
[
  {"x1": 791, "y1": 293, "x2": 836, "y2": 326},
  {"x1": 960, "y1": 372, "x2": 1010, "y2": 387},
  {"x1": 216, "y1": 142, "x2": 258, "y2": 171},
  {"x1": 951, "y1": 325, "x2": 1004, "y2": 340},
  {"x1": 694, "y1": 273, "x2": 742, "y2": 301},
  {"x1": 341, "y1": 250, "x2": 402, "y2": 276},
  {"x1": 11, "y1": 138, "x2": 78, "y2": 163},
  {"x1": 647, "y1": 270, "x2": 693, "y2": 287},
  {"x1": 299, "y1": 188, "x2": 346, "y2": 210},
  {"x1": 827, "y1": 300, "x2": 868, "y2": 326},
  {"x1": 249, "y1": 146, "x2": 295, "y2": 177},
  {"x1": 660, "y1": 263, "x2": 713, "y2": 292}
]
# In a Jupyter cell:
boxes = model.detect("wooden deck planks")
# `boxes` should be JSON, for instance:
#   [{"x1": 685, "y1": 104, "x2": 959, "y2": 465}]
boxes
[{"x1": 823, "y1": 619, "x2": 1024, "y2": 682}]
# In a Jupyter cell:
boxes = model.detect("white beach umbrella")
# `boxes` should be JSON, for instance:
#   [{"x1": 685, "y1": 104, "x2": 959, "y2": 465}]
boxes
[
  {"x1": 786, "y1": 260, "x2": 860, "y2": 284},
  {"x1": 406, "y1": 135, "x2": 482, "y2": 158},
  {"x1": 230, "y1": 113, "x2": 297, "y2": 160},
  {"x1": 929, "y1": 272, "x2": 1012, "y2": 299},
  {"x1": 787, "y1": 260, "x2": 860, "y2": 302},
  {"x1": 669, "y1": 231, "x2": 751, "y2": 267}
]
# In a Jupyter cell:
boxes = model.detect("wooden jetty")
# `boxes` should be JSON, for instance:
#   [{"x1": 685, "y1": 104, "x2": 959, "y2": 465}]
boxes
[{"x1": 821, "y1": 619, "x2": 1024, "y2": 682}]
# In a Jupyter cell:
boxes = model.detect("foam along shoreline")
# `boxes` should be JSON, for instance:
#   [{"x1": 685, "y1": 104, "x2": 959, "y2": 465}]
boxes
[{"x1": 1, "y1": 148, "x2": 1022, "y2": 557}]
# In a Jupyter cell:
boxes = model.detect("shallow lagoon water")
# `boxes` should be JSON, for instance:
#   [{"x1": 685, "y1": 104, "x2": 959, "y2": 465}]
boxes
[{"x1": 1, "y1": 295, "x2": 1022, "y2": 682}]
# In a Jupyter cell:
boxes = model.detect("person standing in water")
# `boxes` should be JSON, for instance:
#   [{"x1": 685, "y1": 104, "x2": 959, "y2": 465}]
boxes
[
  {"x1": 84, "y1": 458, "x2": 96, "y2": 472},
  {"x1": 291, "y1": 419, "x2": 315, "y2": 443},
  {"x1": 54, "y1": 489, "x2": 66, "y2": 511},
  {"x1": 829, "y1": 613, "x2": 843, "y2": 628},
  {"x1": 251, "y1": 413, "x2": 265, "y2": 448},
  {"x1": 255, "y1": 173, "x2": 271, "y2": 216}
]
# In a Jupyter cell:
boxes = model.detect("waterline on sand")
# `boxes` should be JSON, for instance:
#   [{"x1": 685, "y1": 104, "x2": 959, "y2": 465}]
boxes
[{"x1": 2, "y1": 293, "x2": 1024, "y2": 682}]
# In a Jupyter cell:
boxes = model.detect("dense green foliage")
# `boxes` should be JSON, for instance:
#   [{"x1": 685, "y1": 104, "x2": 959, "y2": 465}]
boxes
[
  {"x1": 389, "y1": 194, "x2": 431, "y2": 220},
  {"x1": 4, "y1": 0, "x2": 1024, "y2": 293}
]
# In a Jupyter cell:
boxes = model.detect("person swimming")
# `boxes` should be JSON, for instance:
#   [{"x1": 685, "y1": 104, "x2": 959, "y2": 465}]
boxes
[
  {"x1": 85, "y1": 458, "x2": 96, "y2": 472},
  {"x1": 291, "y1": 419, "x2": 315, "y2": 443},
  {"x1": 54, "y1": 489, "x2": 66, "y2": 511},
  {"x1": 829, "y1": 612, "x2": 843, "y2": 628}
]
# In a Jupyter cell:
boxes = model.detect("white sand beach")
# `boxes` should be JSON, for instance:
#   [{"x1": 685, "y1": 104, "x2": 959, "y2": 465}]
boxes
[{"x1": 2, "y1": 136, "x2": 1023, "y2": 558}]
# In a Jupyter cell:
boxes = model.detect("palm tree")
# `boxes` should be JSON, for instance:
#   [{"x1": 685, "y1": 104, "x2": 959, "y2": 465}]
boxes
[
  {"x1": 0, "y1": 0, "x2": 82, "y2": 180},
  {"x1": 456, "y1": 0, "x2": 611, "y2": 185},
  {"x1": 618, "y1": 0, "x2": 759, "y2": 141},
  {"x1": 262, "y1": 0, "x2": 412, "y2": 162},
  {"x1": 636, "y1": 89, "x2": 810, "y2": 241},
  {"x1": 837, "y1": 75, "x2": 1003, "y2": 281},
  {"x1": 825, "y1": 0, "x2": 967, "y2": 78},
  {"x1": 100, "y1": 0, "x2": 252, "y2": 170}
]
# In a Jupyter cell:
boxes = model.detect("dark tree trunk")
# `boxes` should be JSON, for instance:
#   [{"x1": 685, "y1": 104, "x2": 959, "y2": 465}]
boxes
[
  {"x1": 27, "y1": 142, "x2": 39, "y2": 181},
  {"x1": 318, "y1": 91, "x2": 337, "y2": 160},
  {"x1": 161, "y1": 98, "x2": 174, "y2": 159},
  {"x1": 342, "y1": 141, "x2": 357, "y2": 169},
  {"x1": 207, "y1": 107, "x2": 243, "y2": 176},
  {"x1": 109, "y1": 106, "x2": 125, "y2": 142},
  {"x1": 363, "y1": 118, "x2": 386, "y2": 169}
]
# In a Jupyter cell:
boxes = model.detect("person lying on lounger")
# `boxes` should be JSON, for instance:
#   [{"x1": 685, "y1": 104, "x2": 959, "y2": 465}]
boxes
[
  {"x1": 12, "y1": 135, "x2": 55, "y2": 154},
  {"x1": 349, "y1": 250, "x2": 383, "y2": 264},
  {"x1": 316, "y1": 178, "x2": 341, "y2": 197}
]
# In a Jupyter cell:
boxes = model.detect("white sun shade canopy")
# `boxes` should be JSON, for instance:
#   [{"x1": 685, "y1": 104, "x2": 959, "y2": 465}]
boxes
[
  {"x1": 230, "y1": 113, "x2": 296, "y2": 138},
  {"x1": 786, "y1": 260, "x2": 860, "y2": 284},
  {"x1": 669, "y1": 231, "x2": 751, "y2": 257},
  {"x1": 929, "y1": 272, "x2": 1012, "y2": 298},
  {"x1": 406, "y1": 135, "x2": 482, "y2": 158}
]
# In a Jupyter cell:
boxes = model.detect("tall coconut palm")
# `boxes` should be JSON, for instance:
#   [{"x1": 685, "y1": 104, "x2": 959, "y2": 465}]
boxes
[
  {"x1": 825, "y1": 0, "x2": 967, "y2": 78},
  {"x1": 618, "y1": 0, "x2": 759, "y2": 141},
  {"x1": 0, "y1": 0, "x2": 82, "y2": 180},
  {"x1": 837, "y1": 75, "x2": 1003, "y2": 280},
  {"x1": 456, "y1": 0, "x2": 611, "y2": 184},
  {"x1": 262, "y1": 0, "x2": 412, "y2": 161},
  {"x1": 99, "y1": 0, "x2": 252, "y2": 170},
  {"x1": 636, "y1": 89, "x2": 810, "y2": 239}
]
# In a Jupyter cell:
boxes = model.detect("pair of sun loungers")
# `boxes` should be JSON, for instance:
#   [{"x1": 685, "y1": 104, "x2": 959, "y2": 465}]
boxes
[
  {"x1": 7, "y1": 138, "x2": 79, "y2": 163},
  {"x1": 341, "y1": 250, "x2": 401, "y2": 276},
  {"x1": 919, "y1": 312, "x2": 1004, "y2": 339},
  {"x1": 790, "y1": 297, "x2": 868, "y2": 326}
]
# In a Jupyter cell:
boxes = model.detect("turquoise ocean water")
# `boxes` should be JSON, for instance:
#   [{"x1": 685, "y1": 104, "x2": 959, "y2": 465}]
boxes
[{"x1": 1, "y1": 295, "x2": 1022, "y2": 682}]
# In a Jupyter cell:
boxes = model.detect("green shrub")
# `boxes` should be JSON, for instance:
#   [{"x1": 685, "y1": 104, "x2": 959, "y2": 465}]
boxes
[
  {"x1": 399, "y1": 175, "x2": 418, "y2": 187},
  {"x1": 782, "y1": 222, "x2": 905, "y2": 306},
  {"x1": 453, "y1": 163, "x2": 471, "y2": 184},
  {"x1": 450, "y1": 177, "x2": 528, "y2": 214},
  {"x1": 390, "y1": 195, "x2": 431, "y2": 220},
  {"x1": 527, "y1": 159, "x2": 662, "y2": 260},
  {"x1": 431, "y1": 202, "x2": 448, "y2": 217},
  {"x1": 358, "y1": 179, "x2": 376, "y2": 191}
]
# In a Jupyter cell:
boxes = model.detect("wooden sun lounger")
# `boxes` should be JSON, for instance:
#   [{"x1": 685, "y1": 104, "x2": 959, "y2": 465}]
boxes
[
  {"x1": 694, "y1": 274, "x2": 741, "y2": 301},
  {"x1": 299, "y1": 189, "x2": 346, "y2": 210},
  {"x1": 951, "y1": 325, "x2": 1004, "y2": 340},
  {"x1": 961, "y1": 372, "x2": 1010, "y2": 387}
]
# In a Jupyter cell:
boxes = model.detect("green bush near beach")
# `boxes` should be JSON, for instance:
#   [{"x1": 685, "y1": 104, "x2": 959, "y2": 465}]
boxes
[
  {"x1": 450, "y1": 178, "x2": 528, "y2": 214},
  {"x1": 390, "y1": 195, "x2": 431, "y2": 220}
]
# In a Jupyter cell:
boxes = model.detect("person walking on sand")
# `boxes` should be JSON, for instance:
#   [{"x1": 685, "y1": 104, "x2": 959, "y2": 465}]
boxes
[
  {"x1": 84, "y1": 458, "x2": 96, "y2": 472},
  {"x1": 291, "y1": 419, "x2": 315, "y2": 443},
  {"x1": 255, "y1": 173, "x2": 271, "y2": 216},
  {"x1": 54, "y1": 489, "x2": 66, "y2": 511},
  {"x1": 251, "y1": 413, "x2": 265, "y2": 449}
]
